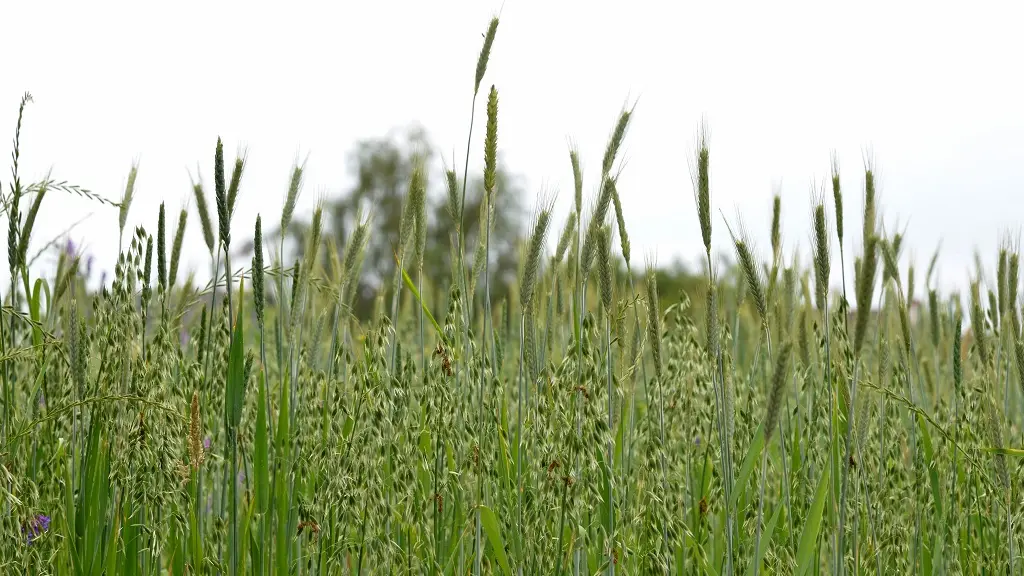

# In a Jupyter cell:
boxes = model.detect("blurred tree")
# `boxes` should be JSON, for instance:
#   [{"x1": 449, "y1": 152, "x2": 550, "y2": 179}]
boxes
[{"x1": 327, "y1": 125, "x2": 526, "y2": 319}]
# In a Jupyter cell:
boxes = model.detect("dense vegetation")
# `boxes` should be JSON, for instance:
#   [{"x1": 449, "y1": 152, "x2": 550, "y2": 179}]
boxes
[{"x1": 1, "y1": 16, "x2": 1021, "y2": 576}]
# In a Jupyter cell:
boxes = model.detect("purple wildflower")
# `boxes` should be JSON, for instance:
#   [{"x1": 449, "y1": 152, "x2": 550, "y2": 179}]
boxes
[
  {"x1": 694, "y1": 436, "x2": 702, "y2": 447},
  {"x1": 23, "y1": 514, "x2": 51, "y2": 544},
  {"x1": 203, "y1": 436, "x2": 211, "y2": 451}
]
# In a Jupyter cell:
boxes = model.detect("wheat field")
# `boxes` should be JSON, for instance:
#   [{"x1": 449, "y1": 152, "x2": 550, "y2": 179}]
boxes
[{"x1": 0, "y1": 16, "x2": 1021, "y2": 576}]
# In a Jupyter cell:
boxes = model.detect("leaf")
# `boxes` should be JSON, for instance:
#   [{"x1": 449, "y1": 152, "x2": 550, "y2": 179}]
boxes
[
  {"x1": 479, "y1": 505, "x2": 512, "y2": 576},
  {"x1": 731, "y1": 422, "x2": 765, "y2": 509},
  {"x1": 225, "y1": 279, "x2": 247, "y2": 432},
  {"x1": 796, "y1": 465, "x2": 830, "y2": 576},
  {"x1": 746, "y1": 504, "x2": 783, "y2": 576}
]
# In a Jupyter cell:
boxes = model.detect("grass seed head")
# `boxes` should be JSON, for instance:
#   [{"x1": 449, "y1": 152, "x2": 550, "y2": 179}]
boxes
[
  {"x1": 570, "y1": 145, "x2": 583, "y2": 216},
  {"x1": 611, "y1": 186, "x2": 631, "y2": 266},
  {"x1": 597, "y1": 225, "x2": 613, "y2": 310},
  {"x1": 227, "y1": 151, "x2": 247, "y2": 217},
  {"x1": 157, "y1": 202, "x2": 167, "y2": 291},
  {"x1": 763, "y1": 343, "x2": 792, "y2": 442},
  {"x1": 253, "y1": 216, "x2": 265, "y2": 326},
  {"x1": 215, "y1": 137, "x2": 230, "y2": 247},
  {"x1": 602, "y1": 108, "x2": 632, "y2": 177},
  {"x1": 169, "y1": 208, "x2": 187, "y2": 288},
  {"x1": 484, "y1": 86, "x2": 499, "y2": 195},
  {"x1": 192, "y1": 180, "x2": 215, "y2": 253},
  {"x1": 474, "y1": 17, "x2": 499, "y2": 95},
  {"x1": 521, "y1": 208, "x2": 552, "y2": 310},
  {"x1": 831, "y1": 152, "x2": 844, "y2": 246},
  {"x1": 812, "y1": 202, "x2": 830, "y2": 312},
  {"x1": 119, "y1": 162, "x2": 138, "y2": 235},
  {"x1": 553, "y1": 211, "x2": 576, "y2": 267}
]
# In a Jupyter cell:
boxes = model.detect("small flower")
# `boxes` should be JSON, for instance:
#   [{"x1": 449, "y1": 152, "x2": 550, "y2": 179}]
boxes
[
  {"x1": 23, "y1": 514, "x2": 51, "y2": 544},
  {"x1": 203, "y1": 436, "x2": 211, "y2": 451},
  {"x1": 694, "y1": 436, "x2": 701, "y2": 447}
]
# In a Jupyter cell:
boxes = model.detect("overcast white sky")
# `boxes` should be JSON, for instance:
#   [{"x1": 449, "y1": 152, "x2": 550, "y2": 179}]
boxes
[{"x1": 2, "y1": 1, "x2": 1023, "y2": 295}]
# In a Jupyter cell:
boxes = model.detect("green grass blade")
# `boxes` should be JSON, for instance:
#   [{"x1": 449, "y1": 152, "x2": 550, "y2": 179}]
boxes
[
  {"x1": 796, "y1": 465, "x2": 830, "y2": 576},
  {"x1": 479, "y1": 504, "x2": 512, "y2": 576}
]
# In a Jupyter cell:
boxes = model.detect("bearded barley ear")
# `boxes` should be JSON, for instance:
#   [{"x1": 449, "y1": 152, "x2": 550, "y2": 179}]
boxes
[
  {"x1": 611, "y1": 186, "x2": 631, "y2": 267},
  {"x1": 196, "y1": 305, "x2": 208, "y2": 363},
  {"x1": 929, "y1": 290, "x2": 941, "y2": 347},
  {"x1": 1009, "y1": 252, "x2": 1020, "y2": 337},
  {"x1": 983, "y1": 395, "x2": 1010, "y2": 489},
  {"x1": 214, "y1": 138, "x2": 230, "y2": 248},
  {"x1": 408, "y1": 159, "x2": 428, "y2": 275},
  {"x1": 926, "y1": 244, "x2": 941, "y2": 287},
  {"x1": 907, "y1": 263, "x2": 915, "y2": 305},
  {"x1": 521, "y1": 207, "x2": 552, "y2": 311},
  {"x1": 192, "y1": 180, "x2": 215, "y2": 254},
  {"x1": 290, "y1": 261, "x2": 302, "y2": 313},
  {"x1": 469, "y1": 198, "x2": 492, "y2": 304},
  {"x1": 763, "y1": 343, "x2": 793, "y2": 442},
  {"x1": 227, "y1": 150, "x2": 247, "y2": 217},
  {"x1": 728, "y1": 224, "x2": 767, "y2": 329},
  {"x1": 645, "y1": 263, "x2": 663, "y2": 380},
  {"x1": 303, "y1": 201, "x2": 324, "y2": 279},
  {"x1": 553, "y1": 211, "x2": 576, "y2": 266},
  {"x1": 445, "y1": 168, "x2": 460, "y2": 228},
  {"x1": 597, "y1": 225, "x2": 613, "y2": 310},
  {"x1": 988, "y1": 290, "x2": 1000, "y2": 335},
  {"x1": 953, "y1": 314, "x2": 963, "y2": 395},
  {"x1": 169, "y1": 208, "x2": 188, "y2": 288},
  {"x1": 119, "y1": 161, "x2": 139, "y2": 238},
  {"x1": 281, "y1": 161, "x2": 305, "y2": 237},
  {"x1": 693, "y1": 125, "x2": 712, "y2": 255},
  {"x1": 863, "y1": 164, "x2": 876, "y2": 247},
  {"x1": 157, "y1": 203, "x2": 167, "y2": 291},
  {"x1": 898, "y1": 298, "x2": 912, "y2": 355},
  {"x1": 142, "y1": 235, "x2": 153, "y2": 302},
  {"x1": 997, "y1": 247, "x2": 1008, "y2": 317},
  {"x1": 706, "y1": 284, "x2": 720, "y2": 358},
  {"x1": 484, "y1": 86, "x2": 499, "y2": 196},
  {"x1": 970, "y1": 282, "x2": 989, "y2": 365},
  {"x1": 770, "y1": 194, "x2": 782, "y2": 259},
  {"x1": 342, "y1": 214, "x2": 370, "y2": 297},
  {"x1": 253, "y1": 216, "x2": 265, "y2": 326},
  {"x1": 569, "y1": 145, "x2": 583, "y2": 216},
  {"x1": 812, "y1": 202, "x2": 830, "y2": 313},
  {"x1": 602, "y1": 106, "x2": 632, "y2": 177},
  {"x1": 831, "y1": 152, "x2": 844, "y2": 248},
  {"x1": 853, "y1": 235, "x2": 879, "y2": 356},
  {"x1": 882, "y1": 239, "x2": 902, "y2": 292},
  {"x1": 474, "y1": 17, "x2": 500, "y2": 95},
  {"x1": 1014, "y1": 340, "x2": 1024, "y2": 400},
  {"x1": 798, "y1": 308, "x2": 811, "y2": 367},
  {"x1": 582, "y1": 177, "x2": 617, "y2": 280}
]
